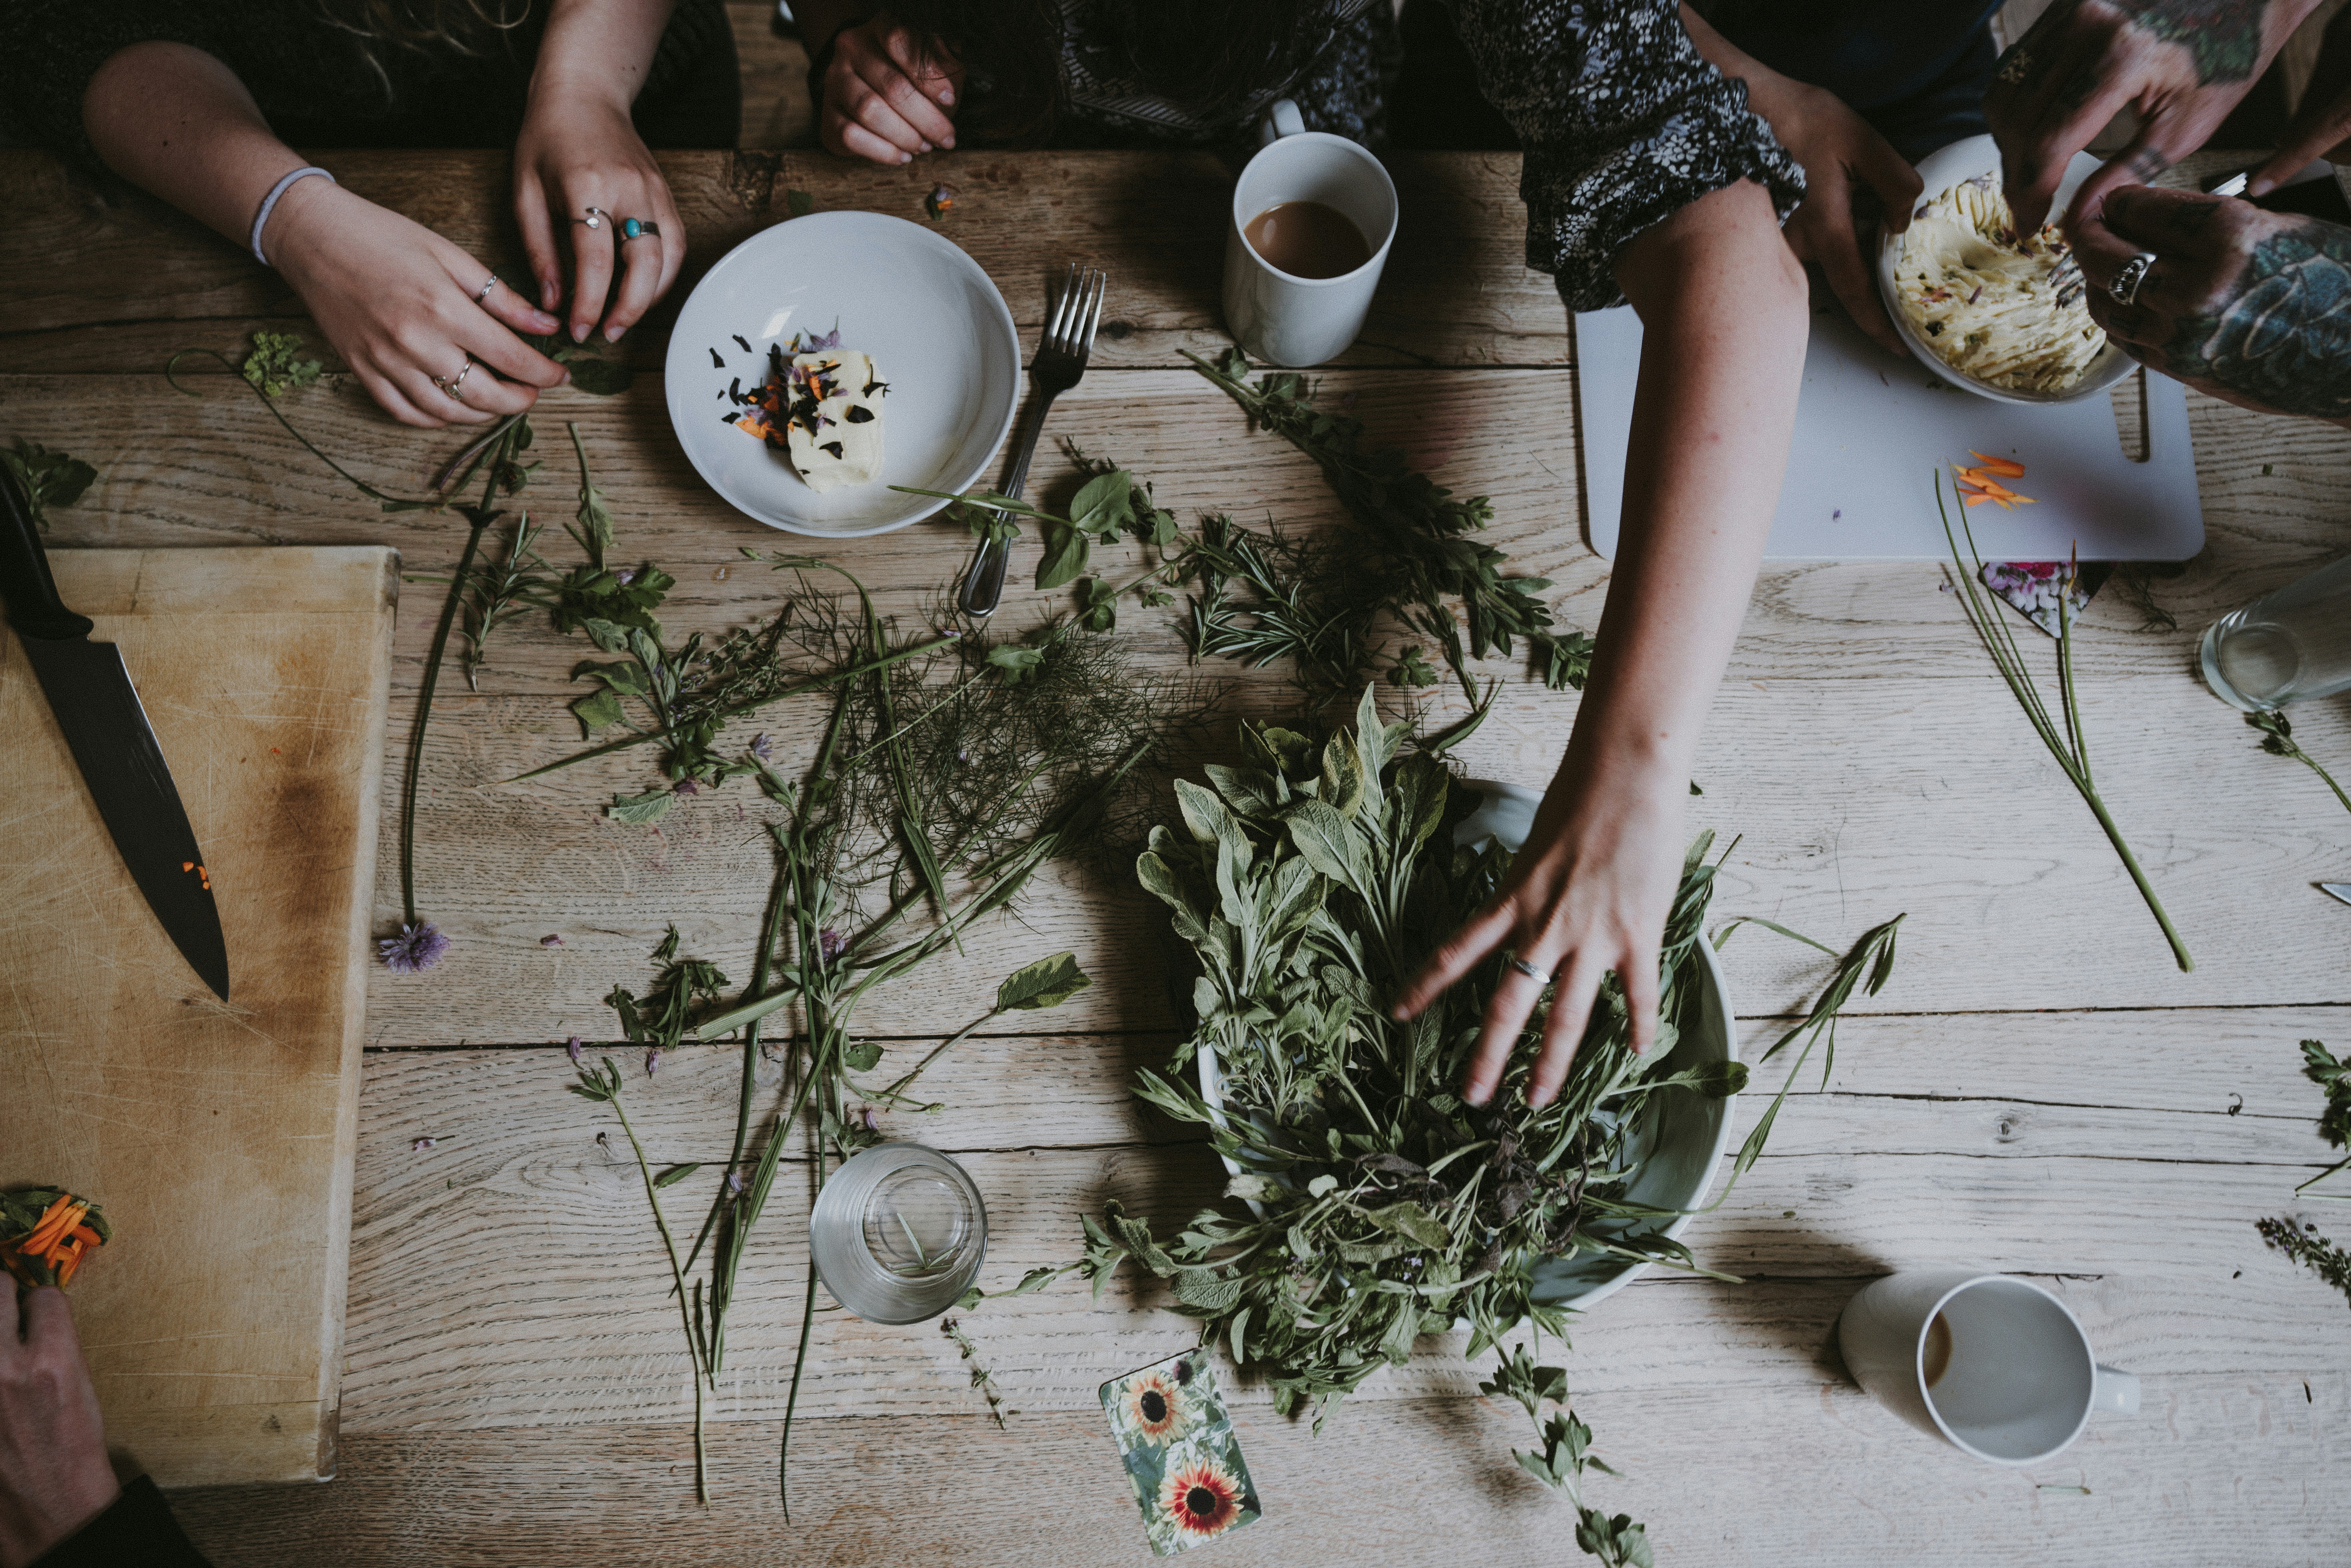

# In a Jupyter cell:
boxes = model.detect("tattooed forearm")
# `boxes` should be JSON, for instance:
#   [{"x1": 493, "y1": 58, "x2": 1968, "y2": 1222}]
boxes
[
  {"x1": 2114, "y1": 0, "x2": 2283, "y2": 86},
  {"x1": 2164, "y1": 219, "x2": 2351, "y2": 417}
]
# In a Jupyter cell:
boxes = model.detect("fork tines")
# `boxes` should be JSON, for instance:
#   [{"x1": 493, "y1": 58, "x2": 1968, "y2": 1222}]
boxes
[{"x1": 1044, "y1": 264, "x2": 1107, "y2": 360}]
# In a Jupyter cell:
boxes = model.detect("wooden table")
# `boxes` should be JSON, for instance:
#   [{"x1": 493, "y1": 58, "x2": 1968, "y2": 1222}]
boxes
[{"x1": 5, "y1": 146, "x2": 2348, "y2": 1565}]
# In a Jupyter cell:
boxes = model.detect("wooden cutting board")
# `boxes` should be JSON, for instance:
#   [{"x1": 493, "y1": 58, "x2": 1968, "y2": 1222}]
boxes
[{"x1": 0, "y1": 546, "x2": 395, "y2": 1487}]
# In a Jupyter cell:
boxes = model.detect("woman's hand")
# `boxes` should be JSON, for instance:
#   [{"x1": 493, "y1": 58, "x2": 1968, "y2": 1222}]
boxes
[
  {"x1": 513, "y1": 90, "x2": 686, "y2": 344},
  {"x1": 1393, "y1": 753, "x2": 1688, "y2": 1108},
  {"x1": 819, "y1": 14, "x2": 963, "y2": 165},
  {"x1": 1677, "y1": 6, "x2": 1919, "y2": 355},
  {"x1": 2069, "y1": 183, "x2": 2351, "y2": 421},
  {"x1": 269, "y1": 181, "x2": 570, "y2": 429},
  {"x1": 0, "y1": 1290, "x2": 116, "y2": 1568},
  {"x1": 1985, "y1": 0, "x2": 2323, "y2": 235},
  {"x1": 1745, "y1": 78, "x2": 1922, "y2": 355}
]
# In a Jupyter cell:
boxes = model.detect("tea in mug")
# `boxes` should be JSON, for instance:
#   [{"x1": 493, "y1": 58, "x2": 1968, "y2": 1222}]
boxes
[{"x1": 1242, "y1": 200, "x2": 1371, "y2": 280}]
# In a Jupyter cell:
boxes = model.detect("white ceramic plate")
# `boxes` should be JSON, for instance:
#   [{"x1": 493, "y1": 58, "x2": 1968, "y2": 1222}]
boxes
[
  {"x1": 663, "y1": 210, "x2": 1020, "y2": 537},
  {"x1": 1876, "y1": 134, "x2": 2136, "y2": 407},
  {"x1": 1197, "y1": 780, "x2": 1740, "y2": 1318}
]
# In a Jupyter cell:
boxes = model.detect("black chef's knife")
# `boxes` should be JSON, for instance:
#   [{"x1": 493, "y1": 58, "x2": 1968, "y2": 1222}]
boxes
[{"x1": 0, "y1": 463, "x2": 230, "y2": 1001}]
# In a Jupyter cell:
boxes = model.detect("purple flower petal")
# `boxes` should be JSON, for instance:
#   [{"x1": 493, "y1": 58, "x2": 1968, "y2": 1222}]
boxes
[
  {"x1": 412, "y1": 1137, "x2": 436, "y2": 1152},
  {"x1": 645, "y1": 1047, "x2": 662, "y2": 1077},
  {"x1": 807, "y1": 324, "x2": 843, "y2": 350},
  {"x1": 817, "y1": 928, "x2": 847, "y2": 965},
  {"x1": 726, "y1": 1170, "x2": 745, "y2": 1196},
  {"x1": 614, "y1": 568, "x2": 637, "y2": 586},
  {"x1": 749, "y1": 733, "x2": 772, "y2": 760},
  {"x1": 566, "y1": 1035, "x2": 584, "y2": 1064},
  {"x1": 540, "y1": 934, "x2": 564, "y2": 947},
  {"x1": 378, "y1": 921, "x2": 450, "y2": 974},
  {"x1": 673, "y1": 778, "x2": 700, "y2": 796}
]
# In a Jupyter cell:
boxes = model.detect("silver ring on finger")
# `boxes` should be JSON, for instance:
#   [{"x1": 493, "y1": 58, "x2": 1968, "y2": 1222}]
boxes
[
  {"x1": 1506, "y1": 955, "x2": 1554, "y2": 983},
  {"x1": 2109, "y1": 252, "x2": 2157, "y2": 307},
  {"x1": 474, "y1": 275, "x2": 500, "y2": 304},
  {"x1": 574, "y1": 206, "x2": 610, "y2": 231},
  {"x1": 430, "y1": 356, "x2": 475, "y2": 404}
]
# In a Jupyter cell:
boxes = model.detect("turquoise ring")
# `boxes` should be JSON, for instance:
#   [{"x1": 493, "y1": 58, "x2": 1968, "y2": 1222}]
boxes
[{"x1": 619, "y1": 217, "x2": 660, "y2": 241}]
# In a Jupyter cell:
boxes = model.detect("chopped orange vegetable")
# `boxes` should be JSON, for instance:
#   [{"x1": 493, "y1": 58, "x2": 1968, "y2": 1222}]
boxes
[
  {"x1": 18, "y1": 1200, "x2": 85, "y2": 1255},
  {"x1": 1968, "y1": 450, "x2": 2027, "y2": 478}
]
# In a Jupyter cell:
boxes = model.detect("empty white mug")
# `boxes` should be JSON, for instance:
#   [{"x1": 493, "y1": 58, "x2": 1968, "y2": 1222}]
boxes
[
  {"x1": 1221, "y1": 98, "x2": 1398, "y2": 367},
  {"x1": 1837, "y1": 1267, "x2": 2140, "y2": 1466}
]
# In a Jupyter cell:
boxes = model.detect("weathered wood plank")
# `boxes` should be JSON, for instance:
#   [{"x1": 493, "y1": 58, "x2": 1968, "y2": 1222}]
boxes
[
  {"x1": 167, "y1": 1374, "x2": 2351, "y2": 1566},
  {"x1": 6, "y1": 370, "x2": 2348, "y2": 682},
  {"x1": 0, "y1": 148, "x2": 1568, "y2": 371},
  {"x1": 336, "y1": 1072, "x2": 2347, "y2": 1433}
]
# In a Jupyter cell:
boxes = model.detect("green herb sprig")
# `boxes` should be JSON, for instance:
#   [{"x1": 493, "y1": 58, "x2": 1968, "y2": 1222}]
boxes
[
  {"x1": 1, "y1": 439, "x2": 97, "y2": 531},
  {"x1": 2244, "y1": 709, "x2": 2351, "y2": 817},
  {"x1": 2256, "y1": 1216, "x2": 2351, "y2": 1307},
  {"x1": 241, "y1": 331, "x2": 321, "y2": 399},
  {"x1": 1481, "y1": 1345, "x2": 1650, "y2": 1568},
  {"x1": 1939, "y1": 478, "x2": 2193, "y2": 971}
]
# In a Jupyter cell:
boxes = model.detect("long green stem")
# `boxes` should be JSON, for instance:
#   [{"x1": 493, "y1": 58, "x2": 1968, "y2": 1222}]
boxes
[
  {"x1": 608, "y1": 1083, "x2": 710, "y2": 1504},
  {"x1": 1939, "y1": 479, "x2": 2192, "y2": 972}
]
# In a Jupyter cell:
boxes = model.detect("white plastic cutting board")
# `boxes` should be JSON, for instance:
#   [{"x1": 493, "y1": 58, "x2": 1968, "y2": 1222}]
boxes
[{"x1": 1574, "y1": 303, "x2": 2205, "y2": 561}]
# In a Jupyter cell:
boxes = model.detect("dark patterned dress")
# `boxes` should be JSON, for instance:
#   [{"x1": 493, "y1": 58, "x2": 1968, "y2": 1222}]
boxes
[{"x1": 1017, "y1": 0, "x2": 1804, "y2": 311}]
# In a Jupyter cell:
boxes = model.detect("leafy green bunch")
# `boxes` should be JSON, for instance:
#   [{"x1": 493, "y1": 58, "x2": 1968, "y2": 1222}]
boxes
[
  {"x1": 1082, "y1": 690, "x2": 1743, "y2": 1420},
  {"x1": 1185, "y1": 349, "x2": 1589, "y2": 700},
  {"x1": 2, "y1": 438, "x2": 98, "y2": 530}
]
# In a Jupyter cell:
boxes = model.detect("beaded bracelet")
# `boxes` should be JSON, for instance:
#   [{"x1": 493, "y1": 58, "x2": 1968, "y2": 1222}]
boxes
[{"x1": 249, "y1": 166, "x2": 336, "y2": 267}]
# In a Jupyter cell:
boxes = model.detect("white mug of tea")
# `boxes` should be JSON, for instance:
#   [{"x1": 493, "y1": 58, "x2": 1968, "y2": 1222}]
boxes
[
  {"x1": 1221, "y1": 97, "x2": 1398, "y2": 367},
  {"x1": 1838, "y1": 1267, "x2": 2141, "y2": 1466}
]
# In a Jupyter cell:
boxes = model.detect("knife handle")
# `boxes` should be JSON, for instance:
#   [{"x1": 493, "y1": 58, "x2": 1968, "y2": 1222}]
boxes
[{"x1": 0, "y1": 457, "x2": 93, "y2": 641}]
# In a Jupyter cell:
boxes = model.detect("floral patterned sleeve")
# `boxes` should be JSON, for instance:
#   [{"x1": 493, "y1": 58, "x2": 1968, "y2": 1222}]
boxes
[{"x1": 1440, "y1": 0, "x2": 1804, "y2": 311}]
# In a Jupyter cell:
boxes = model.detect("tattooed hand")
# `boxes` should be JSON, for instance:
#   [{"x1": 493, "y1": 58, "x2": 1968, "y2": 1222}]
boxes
[
  {"x1": 1985, "y1": 0, "x2": 2324, "y2": 235},
  {"x1": 2073, "y1": 184, "x2": 2351, "y2": 421}
]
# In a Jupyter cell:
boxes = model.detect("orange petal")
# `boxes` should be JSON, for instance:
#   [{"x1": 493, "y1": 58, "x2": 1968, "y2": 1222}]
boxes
[
  {"x1": 1964, "y1": 494, "x2": 1989, "y2": 506},
  {"x1": 1969, "y1": 451, "x2": 2027, "y2": 478}
]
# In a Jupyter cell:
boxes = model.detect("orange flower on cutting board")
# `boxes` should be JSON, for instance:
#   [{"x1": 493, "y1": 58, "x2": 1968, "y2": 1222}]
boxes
[
  {"x1": 2, "y1": 1189, "x2": 111, "y2": 1290},
  {"x1": 1953, "y1": 450, "x2": 2035, "y2": 510}
]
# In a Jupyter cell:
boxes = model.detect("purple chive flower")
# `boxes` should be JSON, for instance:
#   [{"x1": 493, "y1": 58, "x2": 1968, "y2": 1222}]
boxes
[
  {"x1": 817, "y1": 928, "x2": 847, "y2": 965},
  {"x1": 566, "y1": 1035, "x2": 584, "y2": 1064},
  {"x1": 749, "y1": 733, "x2": 772, "y2": 760},
  {"x1": 645, "y1": 1048, "x2": 662, "y2": 1077},
  {"x1": 378, "y1": 921, "x2": 450, "y2": 974},
  {"x1": 726, "y1": 1170, "x2": 746, "y2": 1196},
  {"x1": 807, "y1": 325, "x2": 843, "y2": 350},
  {"x1": 412, "y1": 1137, "x2": 437, "y2": 1152},
  {"x1": 540, "y1": 934, "x2": 564, "y2": 947},
  {"x1": 673, "y1": 778, "x2": 700, "y2": 796}
]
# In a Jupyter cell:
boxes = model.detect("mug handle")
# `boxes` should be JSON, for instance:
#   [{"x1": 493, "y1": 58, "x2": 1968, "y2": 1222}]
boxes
[
  {"x1": 2091, "y1": 1365, "x2": 2141, "y2": 1416},
  {"x1": 1258, "y1": 97, "x2": 1305, "y2": 148}
]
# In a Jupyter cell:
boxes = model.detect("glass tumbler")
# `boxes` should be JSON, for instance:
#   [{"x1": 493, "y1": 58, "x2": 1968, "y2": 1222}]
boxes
[
  {"x1": 2199, "y1": 552, "x2": 2351, "y2": 711},
  {"x1": 807, "y1": 1141, "x2": 987, "y2": 1324}
]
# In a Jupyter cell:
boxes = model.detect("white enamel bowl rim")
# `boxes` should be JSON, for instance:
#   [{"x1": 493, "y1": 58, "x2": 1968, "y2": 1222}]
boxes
[
  {"x1": 662, "y1": 210, "x2": 1020, "y2": 537},
  {"x1": 1875, "y1": 134, "x2": 2136, "y2": 407},
  {"x1": 1196, "y1": 779, "x2": 1740, "y2": 1319}
]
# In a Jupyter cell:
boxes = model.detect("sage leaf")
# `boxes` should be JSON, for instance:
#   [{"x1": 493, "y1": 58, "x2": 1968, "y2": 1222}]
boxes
[
  {"x1": 842, "y1": 1039, "x2": 883, "y2": 1072},
  {"x1": 1035, "y1": 518, "x2": 1088, "y2": 590},
  {"x1": 1068, "y1": 469, "x2": 1133, "y2": 539},
  {"x1": 995, "y1": 951, "x2": 1090, "y2": 1012},
  {"x1": 607, "y1": 787, "x2": 676, "y2": 825},
  {"x1": 571, "y1": 690, "x2": 626, "y2": 735}
]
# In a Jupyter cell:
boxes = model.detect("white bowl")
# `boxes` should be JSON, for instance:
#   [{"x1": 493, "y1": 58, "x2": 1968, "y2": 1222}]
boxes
[
  {"x1": 1876, "y1": 133, "x2": 2135, "y2": 407},
  {"x1": 663, "y1": 210, "x2": 1020, "y2": 537},
  {"x1": 1197, "y1": 780, "x2": 1740, "y2": 1317}
]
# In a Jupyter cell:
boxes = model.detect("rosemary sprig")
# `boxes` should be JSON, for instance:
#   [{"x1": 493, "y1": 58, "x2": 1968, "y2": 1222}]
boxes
[
  {"x1": 2245, "y1": 709, "x2": 2351, "y2": 817},
  {"x1": 1938, "y1": 477, "x2": 2193, "y2": 971},
  {"x1": 940, "y1": 1316, "x2": 1012, "y2": 1428}
]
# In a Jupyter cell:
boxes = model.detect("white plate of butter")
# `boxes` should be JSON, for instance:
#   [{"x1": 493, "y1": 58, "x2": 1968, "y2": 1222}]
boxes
[{"x1": 665, "y1": 210, "x2": 1020, "y2": 536}]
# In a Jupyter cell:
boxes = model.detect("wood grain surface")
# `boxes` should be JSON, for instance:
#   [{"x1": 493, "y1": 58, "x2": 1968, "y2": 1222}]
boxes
[
  {"x1": 0, "y1": 547, "x2": 395, "y2": 1486},
  {"x1": 2, "y1": 135, "x2": 2348, "y2": 1565}
]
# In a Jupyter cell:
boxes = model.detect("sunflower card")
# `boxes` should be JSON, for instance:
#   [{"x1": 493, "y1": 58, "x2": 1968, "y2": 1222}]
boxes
[{"x1": 1099, "y1": 1351, "x2": 1262, "y2": 1554}]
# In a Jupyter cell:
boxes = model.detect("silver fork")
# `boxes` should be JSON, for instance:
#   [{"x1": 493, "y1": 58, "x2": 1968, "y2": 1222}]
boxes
[{"x1": 957, "y1": 263, "x2": 1107, "y2": 617}]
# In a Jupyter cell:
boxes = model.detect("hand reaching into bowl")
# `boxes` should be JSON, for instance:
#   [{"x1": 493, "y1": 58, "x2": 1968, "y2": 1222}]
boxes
[
  {"x1": 1985, "y1": 0, "x2": 2326, "y2": 235},
  {"x1": 2069, "y1": 183, "x2": 2351, "y2": 422}
]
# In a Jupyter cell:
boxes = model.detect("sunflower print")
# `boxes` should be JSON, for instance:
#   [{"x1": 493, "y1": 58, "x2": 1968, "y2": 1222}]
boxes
[
  {"x1": 1158, "y1": 1455, "x2": 1245, "y2": 1540},
  {"x1": 1123, "y1": 1368, "x2": 1188, "y2": 1442}
]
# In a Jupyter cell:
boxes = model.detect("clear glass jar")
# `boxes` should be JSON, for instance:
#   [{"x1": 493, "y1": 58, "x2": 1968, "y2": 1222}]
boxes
[
  {"x1": 807, "y1": 1141, "x2": 987, "y2": 1324},
  {"x1": 2199, "y1": 552, "x2": 2351, "y2": 711}
]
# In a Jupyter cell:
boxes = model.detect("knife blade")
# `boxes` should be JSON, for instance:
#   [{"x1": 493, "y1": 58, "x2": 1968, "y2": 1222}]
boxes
[
  {"x1": 2323, "y1": 883, "x2": 2351, "y2": 910},
  {"x1": 0, "y1": 464, "x2": 230, "y2": 1001}
]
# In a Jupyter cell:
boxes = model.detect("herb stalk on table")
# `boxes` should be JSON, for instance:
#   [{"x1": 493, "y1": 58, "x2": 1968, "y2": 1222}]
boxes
[
  {"x1": 2244, "y1": 709, "x2": 2351, "y2": 818},
  {"x1": 1938, "y1": 476, "x2": 2193, "y2": 972}
]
